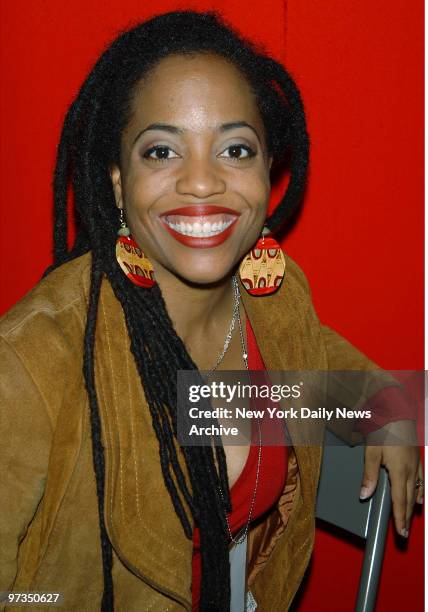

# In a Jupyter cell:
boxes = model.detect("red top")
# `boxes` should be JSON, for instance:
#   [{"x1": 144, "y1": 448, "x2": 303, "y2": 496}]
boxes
[
  {"x1": 356, "y1": 384, "x2": 417, "y2": 435},
  {"x1": 191, "y1": 318, "x2": 289, "y2": 611}
]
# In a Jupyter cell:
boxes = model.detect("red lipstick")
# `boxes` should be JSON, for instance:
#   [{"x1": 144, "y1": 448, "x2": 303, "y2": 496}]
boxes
[
  {"x1": 162, "y1": 205, "x2": 239, "y2": 217},
  {"x1": 160, "y1": 205, "x2": 240, "y2": 249}
]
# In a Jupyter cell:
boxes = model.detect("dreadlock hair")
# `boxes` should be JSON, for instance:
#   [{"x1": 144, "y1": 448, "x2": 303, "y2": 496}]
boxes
[{"x1": 48, "y1": 10, "x2": 309, "y2": 611}]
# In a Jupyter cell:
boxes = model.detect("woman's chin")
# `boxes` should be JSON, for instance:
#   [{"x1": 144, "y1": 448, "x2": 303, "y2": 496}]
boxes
[{"x1": 154, "y1": 246, "x2": 243, "y2": 287}]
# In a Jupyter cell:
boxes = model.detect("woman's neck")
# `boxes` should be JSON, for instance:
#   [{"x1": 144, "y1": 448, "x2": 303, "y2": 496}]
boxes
[
  {"x1": 153, "y1": 265, "x2": 240, "y2": 370},
  {"x1": 155, "y1": 265, "x2": 235, "y2": 336}
]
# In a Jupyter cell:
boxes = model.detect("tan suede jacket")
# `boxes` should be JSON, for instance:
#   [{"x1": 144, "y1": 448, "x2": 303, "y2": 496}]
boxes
[{"x1": 0, "y1": 252, "x2": 379, "y2": 612}]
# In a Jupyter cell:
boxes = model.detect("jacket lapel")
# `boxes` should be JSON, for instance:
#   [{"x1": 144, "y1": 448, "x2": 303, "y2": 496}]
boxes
[
  {"x1": 241, "y1": 255, "x2": 326, "y2": 502},
  {"x1": 93, "y1": 278, "x2": 193, "y2": 609},
  {"x1": 90, "y1": 253, "x2": 324, "y2": 607},
  {"x1": 241, "y1": 256, "x2": 325, "y2": 589}
]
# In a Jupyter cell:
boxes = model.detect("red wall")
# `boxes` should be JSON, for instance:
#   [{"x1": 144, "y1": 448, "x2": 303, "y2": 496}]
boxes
[
  {"x1": 0, "y1": 1, "x2": 423, "y2": 610},
  {"x1": 283, "y1": 2, "x2": 424, "y2": 610}
]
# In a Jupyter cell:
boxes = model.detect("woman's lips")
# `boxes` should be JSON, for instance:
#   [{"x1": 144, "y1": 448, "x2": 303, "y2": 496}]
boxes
[{"x1": 160, "y1": 205, "x2": 240, "y2": 248}]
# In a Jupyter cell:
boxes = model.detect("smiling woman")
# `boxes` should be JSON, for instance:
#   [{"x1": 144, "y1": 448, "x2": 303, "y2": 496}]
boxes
[
  {"x1": 111, "y1": 53, "x2": 272, "y2": 292},
  {"x1": 0, "y1": 9, "x2": 422, "y2": 612},
  {"x1": 110, "y1": 52, "x2": 272, "y2": 288}
]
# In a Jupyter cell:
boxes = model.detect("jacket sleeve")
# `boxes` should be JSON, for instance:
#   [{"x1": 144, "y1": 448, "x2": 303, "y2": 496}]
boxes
[
  {"x1": 320, "y1": 325, "x2": 416, "y2": 445},
  {"x1": 321, "y1": 324, "x2": 381, "y2": 371},
  {"x1": 0, "y1": 337, "x2": 53, "y2": 597}
]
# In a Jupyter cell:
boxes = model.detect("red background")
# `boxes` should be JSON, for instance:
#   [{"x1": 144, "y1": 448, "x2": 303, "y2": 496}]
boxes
[{"x1": 0, "y1": 1, "x2": 424, "y2": 610}]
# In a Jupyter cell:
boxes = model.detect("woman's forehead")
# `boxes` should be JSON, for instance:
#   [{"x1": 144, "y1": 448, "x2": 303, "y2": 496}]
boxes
[{"x1": 126, "y1": 53, "x2": 263, "y2": 135}]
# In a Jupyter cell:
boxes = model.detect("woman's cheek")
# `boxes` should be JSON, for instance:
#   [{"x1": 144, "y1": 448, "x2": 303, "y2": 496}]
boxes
[{"x1": 241, "y1": 168, "x2": 270, "y2": 201}]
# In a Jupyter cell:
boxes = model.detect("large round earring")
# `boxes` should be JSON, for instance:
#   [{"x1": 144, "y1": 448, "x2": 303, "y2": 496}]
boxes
[
  {"x1": 238, "y1": 226, "x2": 286, "y2": 296},
  {"x1": 115, "y1": 208, "x2": 156, "y2": 288}
]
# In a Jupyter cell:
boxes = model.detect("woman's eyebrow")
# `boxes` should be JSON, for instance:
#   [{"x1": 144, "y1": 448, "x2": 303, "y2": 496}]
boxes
[
  {"x1": 219, "y1": 121, "x2": 260, "y2": 140},
  {"x1": 132, "y1": 121, "x2": 260, "y2": 145}
]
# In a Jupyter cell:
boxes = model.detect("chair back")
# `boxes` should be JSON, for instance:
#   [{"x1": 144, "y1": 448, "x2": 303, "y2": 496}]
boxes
[{"x1": 316, "y1": 428, "x2": 391, "y2": 612}]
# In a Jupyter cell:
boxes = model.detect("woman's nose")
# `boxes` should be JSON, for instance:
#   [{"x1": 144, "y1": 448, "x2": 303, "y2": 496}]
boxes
[{"x1": 175, "y1": 155, "x2": 226, "y2": 199}]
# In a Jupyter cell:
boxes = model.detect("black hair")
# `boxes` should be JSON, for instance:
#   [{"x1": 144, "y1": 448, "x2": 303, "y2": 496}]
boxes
[{"x1": 48, "y1": 10, "x2": 309, "y2": 611}]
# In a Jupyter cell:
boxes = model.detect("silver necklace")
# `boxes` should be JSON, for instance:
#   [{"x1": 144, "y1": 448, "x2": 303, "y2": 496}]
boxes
[
  {"x1": 214, "y1": 276, "x2": 262, "y2": 545},
  {"x1": 208, "y1": 276, "x2": 242, "y2": 373}
]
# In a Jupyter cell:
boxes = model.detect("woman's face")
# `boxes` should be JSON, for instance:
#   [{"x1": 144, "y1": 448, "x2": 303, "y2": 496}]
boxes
[{"x1": 111, "y1": 52, "x2": 272, "y2": 286}]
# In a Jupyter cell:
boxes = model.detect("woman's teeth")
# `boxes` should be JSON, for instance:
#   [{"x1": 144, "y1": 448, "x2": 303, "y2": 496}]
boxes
[{"x1": 163, "y1": 217, "x2": 235, "y2": 237}]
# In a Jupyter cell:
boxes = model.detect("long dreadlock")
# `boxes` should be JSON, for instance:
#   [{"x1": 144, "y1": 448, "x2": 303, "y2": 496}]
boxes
[{"x1": 47, "y1": 10, "x2": 309, "y2": 611}]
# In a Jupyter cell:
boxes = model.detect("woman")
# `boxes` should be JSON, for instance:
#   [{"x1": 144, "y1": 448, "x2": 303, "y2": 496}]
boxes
[{"x1": 0, "y1": 10, "x2": 423, "y2": 612}]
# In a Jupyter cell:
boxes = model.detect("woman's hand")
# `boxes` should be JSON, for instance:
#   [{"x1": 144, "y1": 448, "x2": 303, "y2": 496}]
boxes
[{"x1": 359, "y1": 420, "x2": 424, "y2": 537}]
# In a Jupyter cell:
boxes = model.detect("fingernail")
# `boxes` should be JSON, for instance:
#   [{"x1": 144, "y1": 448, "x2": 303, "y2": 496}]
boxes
[
  {"x1": 360, "y1": 487, "x2": 370, "y2": 500},
  {"x1": 401, "y1": 528, "x2": 409, "y2": 538}
]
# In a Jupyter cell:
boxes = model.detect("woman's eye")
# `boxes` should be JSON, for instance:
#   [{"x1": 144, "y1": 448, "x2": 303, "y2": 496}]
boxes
[
  {"x1": 143, "y1": 145, "x2": 179, "y2": 162},
  {"x1": 219, "y1": 144, "x2": 256, "y2": 160}
]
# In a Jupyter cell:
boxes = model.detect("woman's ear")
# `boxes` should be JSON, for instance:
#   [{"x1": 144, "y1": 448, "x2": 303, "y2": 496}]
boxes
[{"x1": 110, "y1": 164, "x2": 123, "y2": 208}]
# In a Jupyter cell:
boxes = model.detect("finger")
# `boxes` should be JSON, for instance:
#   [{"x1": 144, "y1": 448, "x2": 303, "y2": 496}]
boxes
[
  {"x1": 415, "y1": 461, "x2": 424, "y2": 505},
  {"x1": 360, "y1": 447, "x2": 381, "y2": 499},
  {"x1": 388, "y1": 467, "x2": 408, "y2": 537},
  {"x1": 406, "y1": 470, "x2": 417, "y2": 531}
]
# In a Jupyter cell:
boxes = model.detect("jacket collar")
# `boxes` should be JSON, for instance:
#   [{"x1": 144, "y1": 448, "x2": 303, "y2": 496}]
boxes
[
  {"x1": 89, "y1": 256, "x2": 324, "y2": 607},
  {"x1": 240, "y1": 264, "x2": 325, "y2": 499}
]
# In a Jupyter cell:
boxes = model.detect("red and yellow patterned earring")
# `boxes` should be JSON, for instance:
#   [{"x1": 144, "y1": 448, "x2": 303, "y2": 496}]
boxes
[
  {"x1": 115, "y1": 208, "x2": 156, "y2": 288},
  {"x1": 238, "y1": 226, "x2": 286, "y2": 296}
]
